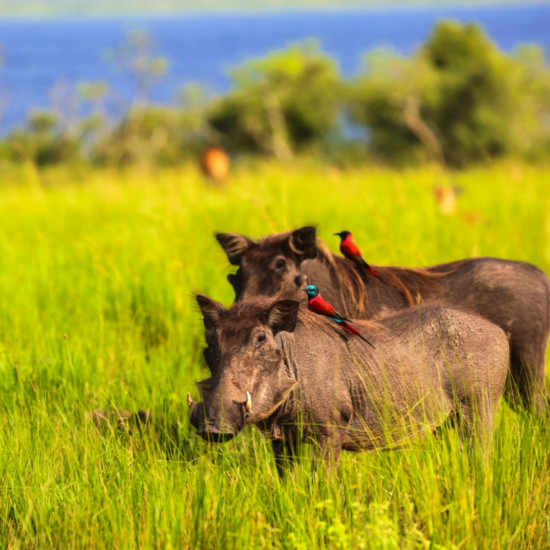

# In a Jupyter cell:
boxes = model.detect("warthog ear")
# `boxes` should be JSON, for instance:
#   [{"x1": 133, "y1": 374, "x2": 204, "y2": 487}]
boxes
[
  {"x1": 266, "y1": 299, "x2": 300, "y2": 336},
  {"x1": 288, "y1": 226, "x2": 317, "y2": 262},
  {"x1": 215, "y1": 232, "x2": 255, "y2": 265},
  {"x1": 196, "y1": 295, "x2": 228, "y2": 330}
]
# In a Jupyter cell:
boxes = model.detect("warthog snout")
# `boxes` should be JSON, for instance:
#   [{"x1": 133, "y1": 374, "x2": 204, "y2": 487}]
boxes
[
  {"x1": 188, "y1": 391, "x2": 248, "y2": 443},
  {"x1": 196, "y1": 422, "x2": 235, "y2": 443}
]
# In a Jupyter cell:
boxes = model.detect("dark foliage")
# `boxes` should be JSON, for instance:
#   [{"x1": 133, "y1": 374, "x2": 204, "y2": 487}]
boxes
[
  {"x1": 348, "y1": 21, "x2": 550, "y2": 167},
  {"x1": 1, "y1": 24, "x2": 550, "y2": 168}
]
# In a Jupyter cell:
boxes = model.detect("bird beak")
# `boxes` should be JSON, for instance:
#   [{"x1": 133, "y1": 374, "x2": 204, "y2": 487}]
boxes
[
  {"x1": 301, "y1": 288, "x2": 308, "y2": 292},
  {"x1": 333, "y1": 232, "x2": 340, "y2": 236}
]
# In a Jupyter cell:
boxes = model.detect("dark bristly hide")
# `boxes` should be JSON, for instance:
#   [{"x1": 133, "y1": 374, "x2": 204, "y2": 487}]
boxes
[
  {"x1": 188, "y1": 296, "x2": 509, "y2": 474},
  {"x1": 215, "y1": 227, "x2": 550, "y2": 414}
]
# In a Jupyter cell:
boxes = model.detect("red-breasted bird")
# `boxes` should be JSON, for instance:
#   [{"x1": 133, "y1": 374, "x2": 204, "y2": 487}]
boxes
[
  {"x1": 303, "y1": 285, "x2": 374, "y2": 348},
  {"x1": 334, "y1": 231, "x2": 382, "y2": 281}
]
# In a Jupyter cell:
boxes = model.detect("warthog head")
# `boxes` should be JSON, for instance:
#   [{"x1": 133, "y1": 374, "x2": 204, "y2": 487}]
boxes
[
  {"x1": 188, "y1": 296, "x2": 300, "y2": 442},
  {"x1": 215, "y1": 226, "x2": 318, "y2": 302}
]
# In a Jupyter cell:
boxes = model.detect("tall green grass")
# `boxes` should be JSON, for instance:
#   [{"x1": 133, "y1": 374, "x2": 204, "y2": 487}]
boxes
[{"x1": 0, "y1": 161, "x2": 549, "y2": 548}]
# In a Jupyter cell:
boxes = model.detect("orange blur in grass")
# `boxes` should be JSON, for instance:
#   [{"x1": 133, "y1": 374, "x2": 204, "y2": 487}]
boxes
[{"x1": 199, "y1": 146, "x2": 230, "y2": 183}]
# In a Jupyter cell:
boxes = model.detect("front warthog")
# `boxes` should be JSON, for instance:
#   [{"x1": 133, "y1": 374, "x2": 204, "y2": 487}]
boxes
[
  {"x1": 215, "y1": 227, "x2": 550, "y2": 414},
  {"x1": 188, "y1": 296, "x2": 509, "y2": 472}
]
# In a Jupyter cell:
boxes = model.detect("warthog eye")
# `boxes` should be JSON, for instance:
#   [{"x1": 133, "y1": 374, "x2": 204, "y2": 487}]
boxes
[
  {"x1": 274, "y1": 258, "x2": 286, "y2": 275},
  {"x1": 256, "y1": 333, "x2": 267, "y2": 347}
]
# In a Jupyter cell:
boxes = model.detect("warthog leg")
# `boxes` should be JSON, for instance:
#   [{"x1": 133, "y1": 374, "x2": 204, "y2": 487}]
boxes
[{"x1": 272, "y1": 429, "x2": 297, "y2": 478}]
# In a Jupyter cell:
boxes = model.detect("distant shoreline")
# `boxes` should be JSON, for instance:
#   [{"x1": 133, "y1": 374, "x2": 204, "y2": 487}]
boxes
[{"x1": 1, "y1": 0, "x2": 549, "y2": 19}]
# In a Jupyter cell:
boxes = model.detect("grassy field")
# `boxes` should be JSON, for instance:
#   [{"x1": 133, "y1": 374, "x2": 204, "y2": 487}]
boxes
[{"x1": 0, "y1": 161, "x2": 549, "y2": 548}]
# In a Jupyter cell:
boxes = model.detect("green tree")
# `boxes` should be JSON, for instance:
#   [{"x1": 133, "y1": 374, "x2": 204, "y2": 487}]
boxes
[
  {"x1": 348, "y1": 21, "x2": 550, "y2": 167},
  {"x1": 90, "y1": 85, "x2": 214, "y2": 166},
  {"x1": 207, "y1": 41, "x2": 341, "y2": 160},
  {"x1": 105, "y1": 30, "x2": 168, "y2": 106},
  {"x1": 91, "y1": 107, "x2": 187, "y2": 166},
  {"x1": 1, "y1": 111, "x2": 81, "y2": 166}
]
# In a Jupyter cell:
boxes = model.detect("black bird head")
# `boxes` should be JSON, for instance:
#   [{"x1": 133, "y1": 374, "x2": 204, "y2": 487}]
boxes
[{"x1": 334, "y1": 231, "x2": 351, "y2": 241}]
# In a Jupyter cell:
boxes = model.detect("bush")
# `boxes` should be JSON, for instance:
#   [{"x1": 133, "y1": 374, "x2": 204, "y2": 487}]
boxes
[
  {"x1": 348, "y1": 21, "x2": 550, "y2": 167},
  {"x1": 207, "y1": 41, "x2": 341, "y2": 160},
  {"x1": 91, "y1": 107, "x2": 187, "y2": 166},
  {"x1": 2, "y1": 25, "x2": 550, "y2": 170},
  {"x1": 91, "y1": 86, "x2": 213, "y2": 167},
  {"x1": 0, "y1": 111, "x2": 81, "y2": 166}
]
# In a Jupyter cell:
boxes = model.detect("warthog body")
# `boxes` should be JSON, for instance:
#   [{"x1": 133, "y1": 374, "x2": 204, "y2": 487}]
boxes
[
  {"x1": 215, "y1": 227, "x2": 550, "y2": 413},
  {"x1": 189, "y1": 296, "x2": 509, "y2": 471}
]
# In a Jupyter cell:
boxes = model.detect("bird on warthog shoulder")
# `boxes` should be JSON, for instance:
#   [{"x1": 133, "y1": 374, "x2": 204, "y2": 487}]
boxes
[
  {"x1": 334, "y1": 231, "x2": 384, "y2": 282},
  {"x1": 302, "y1": 285, "x2": 374, "y2": 348}
]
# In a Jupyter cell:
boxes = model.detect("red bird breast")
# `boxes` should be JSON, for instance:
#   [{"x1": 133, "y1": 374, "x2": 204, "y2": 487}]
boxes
[
  {"x1": 307, "y1": 293, "x2": 336, "y2": 316},
  {"x1": 341, "y1": 235, "x2": 362, "y2": 259}
]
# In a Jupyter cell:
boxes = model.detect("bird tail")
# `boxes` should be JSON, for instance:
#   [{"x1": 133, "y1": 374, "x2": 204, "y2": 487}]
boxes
[
  {"x1": 341, "y1": 322, "x2": 375, "y2": 349},
  {"x1": 358, "y1": 256, "x2": 383, "y2": 281},
  {"x1": 362, "y1": 264, "x2": 386, "y2": 284}
]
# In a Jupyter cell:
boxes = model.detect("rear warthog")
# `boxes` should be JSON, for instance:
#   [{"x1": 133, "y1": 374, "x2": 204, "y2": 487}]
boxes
[
  {"x1": 188, "y1": 296, "x2": 509, "y2": 473},
  {"x1": 215, "y1": 227, "x2": 550, "y2": 414}
]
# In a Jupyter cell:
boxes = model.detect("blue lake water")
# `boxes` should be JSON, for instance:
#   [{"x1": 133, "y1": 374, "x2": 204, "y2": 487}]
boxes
[{"x1": 0, "y1": 3, "x2": 549, "y2": 132}]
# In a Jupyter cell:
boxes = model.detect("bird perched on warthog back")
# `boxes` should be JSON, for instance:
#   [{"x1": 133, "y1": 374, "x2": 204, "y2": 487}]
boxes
[
  {"x1": 188, "y1": 295, "x2": 509, "y2": 474},
  {"x1": 334, "y1": 230, "x2": 382, "y2": 281},
  {"x1": 303, "y1": 284, "x2": 374, "y2": 347},
  {"x1": 215, "y1": 227, "x2": 550, "y2": 414}
]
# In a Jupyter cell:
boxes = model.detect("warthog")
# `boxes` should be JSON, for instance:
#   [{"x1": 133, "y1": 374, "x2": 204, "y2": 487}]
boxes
[
  {"x1": 188, "y1": 296, "x2": 509, "y2": 472},
  {"x1": 215, "y1": 227, "x2": 550, "y2": 414}
]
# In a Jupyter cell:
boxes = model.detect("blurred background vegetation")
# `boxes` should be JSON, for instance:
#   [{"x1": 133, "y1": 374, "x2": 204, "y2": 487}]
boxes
[
  {"x1": 1, "y1": 20, "x2": 550, "y2": 170},
  {"x1": 0, "y1": 0, "x2": 526, "y2": 17}
]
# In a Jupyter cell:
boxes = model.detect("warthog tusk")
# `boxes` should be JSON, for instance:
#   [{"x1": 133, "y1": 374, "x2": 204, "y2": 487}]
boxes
[
  {"x1": 245, "y1": 391, "x2": 252, "y2": 413},
  {"x1": 187, "y1": 392, "x2": 193, "y2": 407}
]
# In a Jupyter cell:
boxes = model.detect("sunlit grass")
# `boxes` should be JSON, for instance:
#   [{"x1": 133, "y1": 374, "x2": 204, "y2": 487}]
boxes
[{"x1": 0, "y1": 160, "x2": 549, "y2": 548}]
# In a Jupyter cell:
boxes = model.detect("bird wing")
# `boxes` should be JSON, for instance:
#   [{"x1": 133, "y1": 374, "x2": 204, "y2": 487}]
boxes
[
  {"x1": 344, "y1": 240, "x2": 362, "y2": 258},
  {"x1": 342, "y1": 241, "x2": 368, "y2": 266},
  {"x1": 320, "y1": 300, "x2": 348, "y2": 321},
  {"x1": 309, "y1": 297, "x2": 345, "y2": 320}
]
